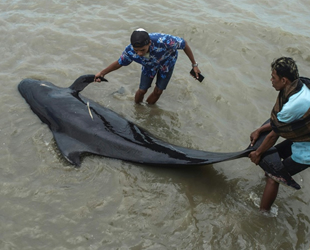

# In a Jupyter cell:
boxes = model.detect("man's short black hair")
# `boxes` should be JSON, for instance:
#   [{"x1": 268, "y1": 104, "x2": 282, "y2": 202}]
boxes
[
  {"x1": 271, "y1": 57, "x2": 299, "y2": 82},
  {"x1": 130, "y1": 28, "x2": 150, "y2": 48}
]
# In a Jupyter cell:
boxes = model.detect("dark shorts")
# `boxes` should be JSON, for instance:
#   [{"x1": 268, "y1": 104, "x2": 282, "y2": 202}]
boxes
[
  {"x1": 275, "y1": 140, "x2": 309, "y2": 176},
  {"x1": 139, "y1": 67, "x2": 174, "y2": 91}
]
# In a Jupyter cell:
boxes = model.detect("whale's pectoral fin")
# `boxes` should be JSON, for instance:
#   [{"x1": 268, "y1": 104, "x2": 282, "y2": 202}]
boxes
[{"x1": 52, "y1": 131, "x2": 89, "y2": 167}]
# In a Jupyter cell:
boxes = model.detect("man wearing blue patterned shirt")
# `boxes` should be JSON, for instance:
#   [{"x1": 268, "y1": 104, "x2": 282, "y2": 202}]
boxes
[{"x1": 95, "y1": 28, "x2": 201, "y2": 104}]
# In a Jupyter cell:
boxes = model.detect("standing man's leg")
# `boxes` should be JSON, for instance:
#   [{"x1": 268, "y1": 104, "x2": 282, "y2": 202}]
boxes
[
  {"x1": 146, "y1": 67, "x2": 174, "y2": 105},
  {"x1": 146, "y1": 86, "x2": 163, "y2": 104},
  {"x1": 259, "y1": 140, "x2": 308, "y2": 211},
  {"x1": 135, "y1": 89, "x2": 147, "y2": 103},
  {"x1": 135, "y1": 73, "x2": 153, "y2": 104},
  {"x1": 260, "y1": 178, "x2": 279, "y2": 211},
  {"x1": 258, "y1": 140, "x2": 290, "y2": 211}
]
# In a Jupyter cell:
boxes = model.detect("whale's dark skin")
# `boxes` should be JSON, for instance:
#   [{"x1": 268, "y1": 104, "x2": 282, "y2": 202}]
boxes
[
  {"x1": 18, "y1": 75, "x2": 302, "y2": 189},
  {"x1": 18, "y1": 74, "x2": 260, "y2": 167}
]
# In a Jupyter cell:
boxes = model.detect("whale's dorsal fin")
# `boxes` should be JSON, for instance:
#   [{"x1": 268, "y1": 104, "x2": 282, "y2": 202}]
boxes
[{"x1": 69, "y1": 74, "x2": 107, "y2": 93}]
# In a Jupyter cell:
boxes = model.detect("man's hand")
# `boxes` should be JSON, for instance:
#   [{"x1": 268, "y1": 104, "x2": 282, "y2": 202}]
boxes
[
  {"x1": 94, "y1": 72, "x2": 104, "y2": 82},
  {"x1": 250, "y1": 130, "x2": 260, "y2": 146},
  {"x1": 248, "y1": 151, "x2": 261, "y2": 165},
  {"x1": 189, "y1": 67, "x2": 201, "y2": 80}
]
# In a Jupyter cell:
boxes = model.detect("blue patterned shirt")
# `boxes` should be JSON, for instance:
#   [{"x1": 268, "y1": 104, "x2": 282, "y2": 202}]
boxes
[{"x1": 118, "y1": 33, "x2": 186, "y2": 79}]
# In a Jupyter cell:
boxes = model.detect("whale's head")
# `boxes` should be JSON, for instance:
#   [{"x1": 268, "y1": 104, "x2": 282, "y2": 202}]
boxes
[{"x1": 18, "y1": 78, "x2": 57, "y2": 102}]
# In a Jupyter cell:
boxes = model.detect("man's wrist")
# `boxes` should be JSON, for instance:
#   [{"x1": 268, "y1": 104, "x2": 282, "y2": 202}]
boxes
[{"x1": 192, "y1": 62, "x2": 198, "y2": 67}]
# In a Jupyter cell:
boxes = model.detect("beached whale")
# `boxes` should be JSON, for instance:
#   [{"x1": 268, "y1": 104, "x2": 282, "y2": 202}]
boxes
[
  {"x1": 17, "y1": 75, "x2": 255, "y2": 167},
  {"x1": 17, "y1": 75, "x2": 300, "y2": 189}
]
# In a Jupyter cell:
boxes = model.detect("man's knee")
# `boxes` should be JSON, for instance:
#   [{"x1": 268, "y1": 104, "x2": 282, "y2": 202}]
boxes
[
  {"x1": 137, "y1": 89, "x2": 147, "y2": 95},
  {"x1": 266, "y1": 176, "x2": 279, "y2": 187},
  {"x1": 153, "y1": 87, "x2": 163, "y2": 96}
]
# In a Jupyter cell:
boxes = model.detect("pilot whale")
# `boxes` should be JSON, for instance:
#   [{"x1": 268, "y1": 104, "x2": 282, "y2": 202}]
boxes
[
  {"x1": 18, "y1": 75, "x2": 302, "y2": 189},
  {"x1": 18, "y1": 74, "x2": 257, "y2": 167}
]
